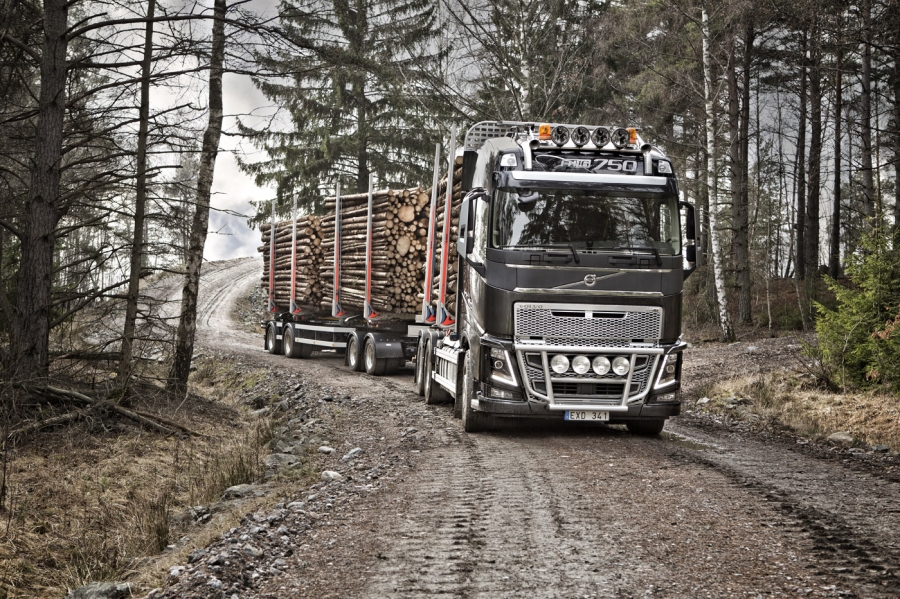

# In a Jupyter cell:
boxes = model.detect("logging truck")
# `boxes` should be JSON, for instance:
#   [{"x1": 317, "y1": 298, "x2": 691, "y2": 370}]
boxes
[{"x1": 262, "y1": 120, "x2": 698, "y2": 435}]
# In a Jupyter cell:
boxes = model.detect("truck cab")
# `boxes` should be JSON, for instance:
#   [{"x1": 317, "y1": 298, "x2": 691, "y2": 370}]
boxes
[{"x1": 420, "y1": 121, "x2": 698, "y2": 434}]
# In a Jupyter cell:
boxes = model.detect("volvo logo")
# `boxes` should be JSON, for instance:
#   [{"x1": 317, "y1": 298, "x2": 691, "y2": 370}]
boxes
[{"x1": 584, "y1": 274, "x2": 597, "y2": 287}]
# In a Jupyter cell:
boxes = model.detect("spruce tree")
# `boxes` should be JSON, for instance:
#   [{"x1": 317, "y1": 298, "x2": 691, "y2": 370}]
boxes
[{"x1": 243, "y1": 0, "x2": 444, "y2": 220}]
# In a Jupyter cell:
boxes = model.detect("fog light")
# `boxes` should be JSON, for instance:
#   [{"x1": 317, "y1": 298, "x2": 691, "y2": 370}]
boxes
[
  {"x1": 572, "y1": 355, "x2": 590, "y2": 374},
  {"x1": 550, "y1": 354, "x2": 569, "y2": 374},
  {"x1": 571, "y1": 126, "x2": 590, "y2": 147},
  {"x1": 591, "y1": 127, "x2": 610, "y2": 147},
  {"x1": 551, "y1": 125, "x2": 570, "y2": 146},
  {"x1": 592, "y1": 356, "x2": 611, "y2": 375},
  {"x1": 612, "y1": 356, "x2": 630, "y2": 376}
]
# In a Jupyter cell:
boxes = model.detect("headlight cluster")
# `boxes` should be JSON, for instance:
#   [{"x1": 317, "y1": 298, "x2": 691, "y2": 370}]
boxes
[
  {"x1": 544, "y1": 125, "x2": 631, "y2": 149},
  {"x1": 654, "y1": 355, "x2": 678, "y2": 389},
  {"x1": 490, "y1": 347, "x2": 517, "y2": 386},
  {"x1": 549, "y1": 354, "x2": 631, "y2": 376}
]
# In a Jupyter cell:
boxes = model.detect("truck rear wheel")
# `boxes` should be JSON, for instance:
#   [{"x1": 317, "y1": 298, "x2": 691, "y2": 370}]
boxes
[
  {"x1": 413, "y1": 335, "x2": 426, "y2": 396},
  {"x1": 461, "y1": 351, "x2": 491, "y2": 433},
  {"x1": 626, "y1": 419, "x2": 665, "y2": 436},
  {"x1": 423, "y1": 340, "x2": 451, "y2": 404},
  {"x1": 363, "y1": 337, "x2": 387, "y2": 376},
  {"x1": 346, "y1": 335, "x2": 364, "y2": 371},
  {"x1": 283, "y1": 327, "x2": 299, "y2": 358},
  {"x1": 265, "y1": 324, "x2": 281, "y2": 355}
]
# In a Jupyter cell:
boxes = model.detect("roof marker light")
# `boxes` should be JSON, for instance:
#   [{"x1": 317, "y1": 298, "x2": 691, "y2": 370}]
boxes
[
  {"x1": 627, "y1": 127, "x2": 638, "y2": 145},
  {"x1": 538, "y1": 124, "x2": 552, "y2": 140},
  {"x1": 551, "y1": 125, "x2": 570, "y2": 146},
  {"x1": 611, "y1": 127, "x2": 630, "y2": 149},
  {"x1": 591, "y1": 127, "x2": 610, "y2": 147},
  {"x1": 571, "y1": 126, "x2": 590, "y2": 147}
]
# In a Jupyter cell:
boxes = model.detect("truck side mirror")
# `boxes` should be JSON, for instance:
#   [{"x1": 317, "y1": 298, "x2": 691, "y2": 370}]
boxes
[
  {"x1": 457, "y1": 190, "x2": 485, "y2": 257},
  {"x1": 679, "y1": 200, "x2": 701, "y2": 280}
]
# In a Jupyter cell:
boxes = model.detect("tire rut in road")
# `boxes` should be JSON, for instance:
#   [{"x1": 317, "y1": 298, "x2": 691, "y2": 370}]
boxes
[{"x1": 660, "y1": 427, "x2": 900, "y2": 598}]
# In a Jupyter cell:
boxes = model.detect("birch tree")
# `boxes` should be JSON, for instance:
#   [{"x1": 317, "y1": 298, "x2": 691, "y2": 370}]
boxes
[{"x1": 702, "y1": 4, "x2": 735, "y2": 342}]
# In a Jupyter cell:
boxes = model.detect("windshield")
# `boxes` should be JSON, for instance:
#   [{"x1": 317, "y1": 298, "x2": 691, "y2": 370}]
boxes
[{"x1": 491, "y1": 189, "x2": 681, "y2": 255}]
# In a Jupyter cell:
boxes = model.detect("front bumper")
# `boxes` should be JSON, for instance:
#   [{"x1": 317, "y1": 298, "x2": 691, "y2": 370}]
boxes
[{"x1": 475, "y1": 393, "x2": 681, "y2": 420}]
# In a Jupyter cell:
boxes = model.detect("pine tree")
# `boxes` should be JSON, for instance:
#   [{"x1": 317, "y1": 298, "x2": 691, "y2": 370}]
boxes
[{"x1": 242, "y1": 0, "x2": 444, "y2": 221}]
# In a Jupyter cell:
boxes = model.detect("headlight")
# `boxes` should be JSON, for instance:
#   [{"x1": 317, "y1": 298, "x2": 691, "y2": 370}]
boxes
[
  {"x1": 612, "y1": 356, "x2": 630, "y2": 376},
  {"x1": 611, "y1": 127, "x2": 630, "y2": 149},
  {"x1": 551, "y1": 125, "x2": 570, "y2": 146},
  {"x1": 592, "y1": 356, "x2": 611, "y2": 375},
  {"x1": 550, "y1": 354, "x2": 570, "y2": 374},
  {"x1": 657, "y1": 160, "x2": 673, "y2": 174},
  {"x1": 490, "y1": 347, "x2": 517, "y2": 386},
  {"x1": 654, "y1": 355, "x2": 677, "y2": 389},
  {"x1": 591, "y1": 127, "x2": 610, "y2": 147},
  {"x1": 571, "y1": 126, "x2": 590, "y2": 147},
  {"x1": 572, "y1": 355, "x2": 590, "y2": 374}
]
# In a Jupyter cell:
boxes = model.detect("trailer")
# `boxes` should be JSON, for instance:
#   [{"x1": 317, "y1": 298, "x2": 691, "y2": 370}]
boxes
[{"x1": 262, "y1": 177, "x2": 427, "y2": 375}]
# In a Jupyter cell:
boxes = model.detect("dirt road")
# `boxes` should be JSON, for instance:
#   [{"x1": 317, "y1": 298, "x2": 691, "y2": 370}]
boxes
[{"x1": 164, "y1": 258, "x2": 900, "y2": 598}]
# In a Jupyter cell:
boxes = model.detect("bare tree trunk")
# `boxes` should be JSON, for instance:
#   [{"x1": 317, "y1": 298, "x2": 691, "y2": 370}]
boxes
[
  {"x1": 805, "y1": 21, "x2": 822, "y2": 282},
  {"x1": 860, "y1": 0, "x2": 875, "y2": 221},
  {"x1": 737, "y1": 24, "x2": 753, "y2": 324},
  {"x1": 167, "y1": 0, "x2": 226, "y2": 393},
  {"x1": 894, "y1": 32, "x2": 900, "y2": 245},
  {"x1": 7, "y1": 0, "x2": 69, "y2": 380},
  {"x1": 795, "y1": 32, "x2": 808, "y2": 280},
  {"x1": 702, "y1": 5, "x2": 734, "y2": 343},
  {"x1": 829, "y1": 27, "x2": 843, "y2": 279},
  {"x1": 118, "y1": 0, "x2": 155, "y2": 386}
]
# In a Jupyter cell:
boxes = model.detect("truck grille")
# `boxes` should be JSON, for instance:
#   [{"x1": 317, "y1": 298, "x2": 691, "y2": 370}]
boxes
[
  {"x1": 514, "y1": 304, "x2": 662, "y2": 343},
  {"x1": 513, "y1": 303, "x2": 663, "y2": 408}
]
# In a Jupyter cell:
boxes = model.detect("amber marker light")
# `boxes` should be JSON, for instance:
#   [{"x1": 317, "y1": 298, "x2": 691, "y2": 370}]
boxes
[
  {"x1": 627, "y1": 127, "x2": 638, "y2": 145},
  {"x1": 538, "y1": 123, "x2": 552, "y2": 140}
]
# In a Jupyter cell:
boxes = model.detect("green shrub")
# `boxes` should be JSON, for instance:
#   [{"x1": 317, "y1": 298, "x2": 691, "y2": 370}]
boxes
[{"x1": 813, "y1": 226, "x2": 900, "y2": 390}]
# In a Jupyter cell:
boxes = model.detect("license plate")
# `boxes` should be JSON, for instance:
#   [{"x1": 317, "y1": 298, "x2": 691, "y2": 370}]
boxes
[{"x1": 565, "y1": 411, "x2": 609, "y2": 422}]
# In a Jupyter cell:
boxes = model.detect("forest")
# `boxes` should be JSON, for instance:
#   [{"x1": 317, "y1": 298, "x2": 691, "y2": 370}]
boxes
[{"x1": 1, "y1": 0, "x2": 899, "y2": 396}]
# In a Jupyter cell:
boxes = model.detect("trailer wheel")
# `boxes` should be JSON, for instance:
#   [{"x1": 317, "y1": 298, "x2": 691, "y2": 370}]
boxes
[
  {"x1": 413, "y1": 335, "x2": 426, "y2": 396},
  {"x1": 346, "y1": 335, "x2": 364, "y2": 371},
  {"x1": 363, "y1": 337, "x2": 387, "y2": 376},
  {"x1": 461, "y1": 351, "x2": 491, "y2": 433},
  {"x1": 297, "y1": 341, "x2": 314, "y2": 359},
  {"x1": 283, "y1": 327, "x2": 300, "y2": 358},
  {"x1": 626, "y1": 419, "x2": 665, "y2": 436},
  {"x1": 424, "y1": 339, "x2": 452, "y2": 404},
  {"x1": 265, "y1": 324, "x2": 281, "y2": 355},
  {"x1": 385, "y1": 359, "x2": 404, "y2": 375}
]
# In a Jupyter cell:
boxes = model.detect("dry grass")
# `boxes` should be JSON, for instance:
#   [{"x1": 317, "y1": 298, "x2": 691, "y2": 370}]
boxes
[
  {"x1": 0, "y1": 362, "x2": 285, "y2": 599},
  {"x1": 696, "y1": 370, "x2": 900, "y2": 450}
]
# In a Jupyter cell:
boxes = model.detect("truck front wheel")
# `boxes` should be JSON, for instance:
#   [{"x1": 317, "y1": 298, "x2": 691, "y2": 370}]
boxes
[
  {"x1": 626, "y1": 419, "x2": 665, "y2": 436},
  {"x1": 461, "y1": 351, "x2": 491, "y2": 433}
]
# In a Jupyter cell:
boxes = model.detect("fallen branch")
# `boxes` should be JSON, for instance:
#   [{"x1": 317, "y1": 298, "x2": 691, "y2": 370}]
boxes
[{"x1": 7, "y1": 406, "x2": 97, "y2": 440}]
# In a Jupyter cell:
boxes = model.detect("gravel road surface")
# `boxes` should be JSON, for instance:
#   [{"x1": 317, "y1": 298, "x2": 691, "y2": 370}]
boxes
[{"x1": 160, "y1": 258, "x2": 900, "y2": 599}]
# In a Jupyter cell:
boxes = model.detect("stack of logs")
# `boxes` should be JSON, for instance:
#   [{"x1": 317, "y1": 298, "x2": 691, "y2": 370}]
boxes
[
  {"x1": 259, "y1": 215, "x2": 324, "y2": 311},
  {"x1": 258, "y1": 157, "x2": 462, "y2": 317}
]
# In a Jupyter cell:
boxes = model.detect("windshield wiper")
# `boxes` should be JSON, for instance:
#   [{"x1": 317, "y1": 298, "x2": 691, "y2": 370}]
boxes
[
  {"x1": 613, "y1": 245, "x2": 662, "y2": 266},
  {"x1": 501, "y1": 243, "x2": 581, "y2": 264}
]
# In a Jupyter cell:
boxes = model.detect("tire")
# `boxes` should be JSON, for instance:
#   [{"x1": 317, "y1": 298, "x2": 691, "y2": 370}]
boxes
[
  {"x1": 265, "y1": 324, "x2": 282, "y2": 355},
  {"x1": 461, "y1": 350, "x2": 491, "y2": 432},
  {"x1": 453, "y1": 351, "x2": 464, "y2": 419},
  {"x1": 346, "y1": 335, "x2": 364, "y2": 371},
  {"x1": 626, "y1": 419, "x2": 666, "y2": 436},
  {"x1": 385, "y1": 358, "x2": 404, "y2": 375},
  {"x1": 283, "y1": 327, "x2": 300, "y2": 358},
  {"x1": 364, "y1": 337, "x2": 387, "y2": 376},
  {"x1": 413, "y1": 335, "x2": 426, "y2": 396},
  {"x1": 424, "y1": 340, "x2": 452, "y2": 405},
  {"x1": 297, "y1": 342, "x2": 314, "y2": 359}
]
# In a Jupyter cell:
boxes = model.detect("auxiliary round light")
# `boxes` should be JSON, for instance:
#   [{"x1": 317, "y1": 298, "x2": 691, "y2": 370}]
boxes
[
  {"x1": 551, "y1": 125, "x2": 570, "y2": 146},
  {"x1": 612, "y1": 356, "x2": 630, "y2": 376},
  {"x1": 611, "y1": 127, "x2": 630, "y2": 148},
  {"x1": 572, "y1": 355, "x2": 591, "y2": 374},
  {"x1": 591, "y1": 127, "x2": 611, "y2": 147},
  {"x1": 592, "y1": 356, "x2": 611, "y2": 375},
  {"x1": 571, "y1": 126, "x2": 590, "y2": 147},
  {"x1": 550, "y1": 354, "x2": 570, "y2": 374}
]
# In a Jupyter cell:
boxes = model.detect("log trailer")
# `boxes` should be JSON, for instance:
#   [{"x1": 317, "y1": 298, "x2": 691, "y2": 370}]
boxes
[{"x1": 263, "y1": 120, "x2": 698, "y2": 435}]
